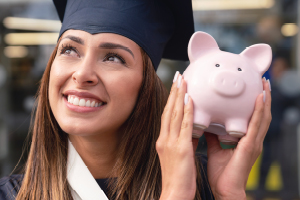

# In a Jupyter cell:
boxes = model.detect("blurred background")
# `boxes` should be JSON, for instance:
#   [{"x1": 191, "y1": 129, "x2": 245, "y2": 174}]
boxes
[{"x1": 0, "y1": 0, "x2": 299, "y2": 199}]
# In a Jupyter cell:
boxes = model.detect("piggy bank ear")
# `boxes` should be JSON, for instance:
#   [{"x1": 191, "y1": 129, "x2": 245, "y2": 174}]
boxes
[
  {"x1": 188, "y1": 31, "x2": 219, "y2": 62},
  {"x1": 240, "y1": 44, "x2": 272, "y2": 75}
]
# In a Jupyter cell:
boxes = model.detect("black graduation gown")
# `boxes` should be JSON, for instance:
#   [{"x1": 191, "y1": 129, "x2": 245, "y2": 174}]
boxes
[{"x1": 0, "y1": 154, "x2": 214, "y2": 200}]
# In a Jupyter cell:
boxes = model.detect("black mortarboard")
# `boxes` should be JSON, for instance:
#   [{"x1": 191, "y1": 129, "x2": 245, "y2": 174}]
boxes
[{"x1": 53, "y1": 0, "x2": 194, "y2": 70}]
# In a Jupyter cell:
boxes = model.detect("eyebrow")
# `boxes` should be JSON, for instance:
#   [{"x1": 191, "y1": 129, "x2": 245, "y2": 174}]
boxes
[
  {"x1": 61, "y1": 35, "x2": 84, "y2": 45},
  {"x1": 60, "y1": 36, "x2": 135, "y2": 59},
  {"x1": 99, "y1": 42, "x2": 134, "y2": 58}
]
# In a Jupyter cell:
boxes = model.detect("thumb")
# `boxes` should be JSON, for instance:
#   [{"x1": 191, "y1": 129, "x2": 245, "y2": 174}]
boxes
[{"x1": 204, "y1": 132, "x2": 222, "y2": 157}]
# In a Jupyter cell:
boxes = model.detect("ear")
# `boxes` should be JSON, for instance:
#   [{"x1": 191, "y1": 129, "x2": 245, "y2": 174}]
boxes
[
  {"x1": 240, "y1": 44, "x2": 272, "y2": 75},
  {"x1": 188, "y1": 31, "x2": 219, "y2": 62}
]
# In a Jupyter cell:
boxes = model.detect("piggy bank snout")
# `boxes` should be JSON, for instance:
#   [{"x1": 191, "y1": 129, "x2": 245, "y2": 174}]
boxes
[{"x1": 211, "y1": 71, "x2": 245, "y2": 97}]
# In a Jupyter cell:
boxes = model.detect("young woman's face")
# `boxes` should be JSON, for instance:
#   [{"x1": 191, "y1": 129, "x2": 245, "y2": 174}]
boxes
[{"x1": 49, "y1": 30, "x2": 143, "y2": 136}]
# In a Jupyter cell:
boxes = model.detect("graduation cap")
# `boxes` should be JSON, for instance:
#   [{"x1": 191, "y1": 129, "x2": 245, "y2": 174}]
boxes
[{"x1": 53, "y1": 0, "x2": 194, "y2": 70}]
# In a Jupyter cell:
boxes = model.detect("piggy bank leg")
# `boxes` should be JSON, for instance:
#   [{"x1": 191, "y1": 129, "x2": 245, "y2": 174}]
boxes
[
  {"x1": 225, "y1": 119, "x2": 248, "y2": 138},
  {"x1": 193, "y1": 111, "x2": 211, "y2": 130},
  {"x1": 193, "y1": 111, "x2": 210, "y2": 138},
  {"x1": 218, "y1": 135, "x2": 239, "y2": 145},
  {"x1": 192, "y1": 129, "x2": 204, "y2": 138}
]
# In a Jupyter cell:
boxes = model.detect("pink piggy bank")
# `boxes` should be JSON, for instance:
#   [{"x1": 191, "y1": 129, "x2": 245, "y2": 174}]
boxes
[{"x1": 183, "y1": 31, "x2": 272, "y2": 145}]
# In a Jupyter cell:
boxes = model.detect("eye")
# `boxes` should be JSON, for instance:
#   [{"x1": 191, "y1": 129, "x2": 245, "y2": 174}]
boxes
[
  {"x1": 59, "y1": 44, "x2": 79, "y2": 57},
  {"x1": 104, "y1": 53, "x2": 126, "y2": 64},
  {"x1": 238, "y1": 68, "x2": 242, "y2": 71},
  {"x1": 107, "y1": 56, "x2": 121, "y2": 62},
  {"x1": 215, "y1": 64, "x2": 220, "y2": 67}
]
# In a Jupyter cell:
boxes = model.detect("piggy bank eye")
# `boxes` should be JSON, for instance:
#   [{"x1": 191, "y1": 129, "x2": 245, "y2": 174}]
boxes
[
  {"x1": 238, "y1": 68, "x2": 242, "y2": 71},
  {"x1": 215, "y1": 64, "x2": 220, "y2": 67}
]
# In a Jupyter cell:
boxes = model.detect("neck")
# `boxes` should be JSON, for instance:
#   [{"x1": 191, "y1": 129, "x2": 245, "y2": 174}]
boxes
[{"x1": 69, "y1": 132, "x2": 120, "y2": 179}]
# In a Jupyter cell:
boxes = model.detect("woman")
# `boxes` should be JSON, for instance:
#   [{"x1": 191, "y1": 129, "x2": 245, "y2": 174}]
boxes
[{"x1": 0, "y1": 0, "x2": 272, "y2": 199}]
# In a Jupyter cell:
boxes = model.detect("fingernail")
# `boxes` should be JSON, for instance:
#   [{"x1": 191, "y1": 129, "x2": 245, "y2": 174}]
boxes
[
  {"x1": 263, "y1": 77, "x2": 266, "y2": 82},
  {"x1": 184, "y1": 93, "x2": 189, "y2": 105},
  {"x1": 263, "y1": 90, "x2": 266, "y2": 103},
  {"x1": 173, "y1": 71, "x2": 179, "y2": 83},
  {"x1": 177, "y1": 75, "x2": 182, "y2": 88},
  {"x1": 267, "y1": 79, "x2": 271, "y2": 91}
]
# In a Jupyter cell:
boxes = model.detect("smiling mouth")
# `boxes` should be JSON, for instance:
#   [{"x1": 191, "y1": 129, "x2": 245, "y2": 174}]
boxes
[{"x1": 64, "y1": 94, "x2": 106, "y2": 108}]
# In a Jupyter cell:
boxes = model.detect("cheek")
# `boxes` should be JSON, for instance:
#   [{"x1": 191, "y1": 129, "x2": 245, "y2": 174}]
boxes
[
  {"x1": 50, "y1": 61, "x2": 69, "y2": 86},
  {"x1": 122, "y1": 77, "x2": 142, "y2": 103},
  {"x1": 106, "y1": 71, "x2": 143, "y2": 113},
  {"x1": 48, "y1": 61, "x2": 72, "y2": 107}
]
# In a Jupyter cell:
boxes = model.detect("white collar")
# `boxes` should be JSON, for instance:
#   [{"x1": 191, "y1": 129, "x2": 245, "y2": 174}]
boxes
[{"x1": 67, "y1": 140, "x2": 109, "y2": 200}]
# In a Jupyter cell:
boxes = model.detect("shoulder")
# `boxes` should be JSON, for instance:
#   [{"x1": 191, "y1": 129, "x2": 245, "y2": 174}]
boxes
[
  {"x1": 196, "y1": 153, "x2": 215, "y2": 200},
  {"x1": 0, "y1": 174, "x2": 23, "y2": 200}
]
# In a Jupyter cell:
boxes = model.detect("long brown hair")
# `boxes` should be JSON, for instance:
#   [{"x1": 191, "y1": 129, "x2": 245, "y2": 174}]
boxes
[{"x1": 16, "y1": 42, "x2": 203, "y2": 200}]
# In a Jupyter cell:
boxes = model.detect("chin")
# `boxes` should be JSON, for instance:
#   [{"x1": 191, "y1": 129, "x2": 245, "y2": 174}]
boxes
[{"x1": 58, "y1": 120, "x2": 123, "y2": 137}]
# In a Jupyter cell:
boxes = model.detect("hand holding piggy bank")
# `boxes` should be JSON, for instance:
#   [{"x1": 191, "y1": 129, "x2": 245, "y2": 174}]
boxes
[{"x1": 183, "y1": 31, "x2": 272, "y2": 145}]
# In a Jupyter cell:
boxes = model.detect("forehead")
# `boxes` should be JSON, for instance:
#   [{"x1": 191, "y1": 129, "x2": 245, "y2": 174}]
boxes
[{"x1": 60, "y1": 30, "x2": 141, "y2": 51}]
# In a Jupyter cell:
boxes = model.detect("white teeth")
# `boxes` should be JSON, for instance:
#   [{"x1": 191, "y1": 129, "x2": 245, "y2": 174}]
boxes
[
  {"x1": 73, "y1": 97, "x2": 79, "y2": 106},
  {"x1": 70, "y1": 96, "x2": 74, "y2": 103},
  {"x1": 79, "y1": 99, "x2": 86, "y2": 106},
  {"x1": 86, "y1": 100, "x2": 91, "y2": 107},
  {"x1": 67, "y1": 95, "x2": 103, "y2": 107}
]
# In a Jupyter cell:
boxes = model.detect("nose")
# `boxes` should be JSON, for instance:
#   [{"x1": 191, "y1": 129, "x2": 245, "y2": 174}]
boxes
[
  {"x1": 210, "y1": 71, "x2": 245, "y2": 97},
  {"x1": 72, "y1": 59, "x2": 99, "y2": 87}
]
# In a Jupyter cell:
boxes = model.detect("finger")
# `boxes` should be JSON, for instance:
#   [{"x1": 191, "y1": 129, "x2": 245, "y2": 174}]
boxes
[
  {"x1": 169, "y1": 77, "x2": 187, "y2": 140},
  {"x1": 244, "y1": 92, "x2": 264, "y2": 142},
  {"x1": 179, "y1": 95, "x2": 194, "y2": 141},
  {"x1": 204, "y1": 132, "x2": 222, "y2": 157},
  {"x1": 256, "y1": 79, "x2": 272, "y2": 141},
  {"x1": 160, "y1": 72, "x2": 180, "y2": 138}
]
